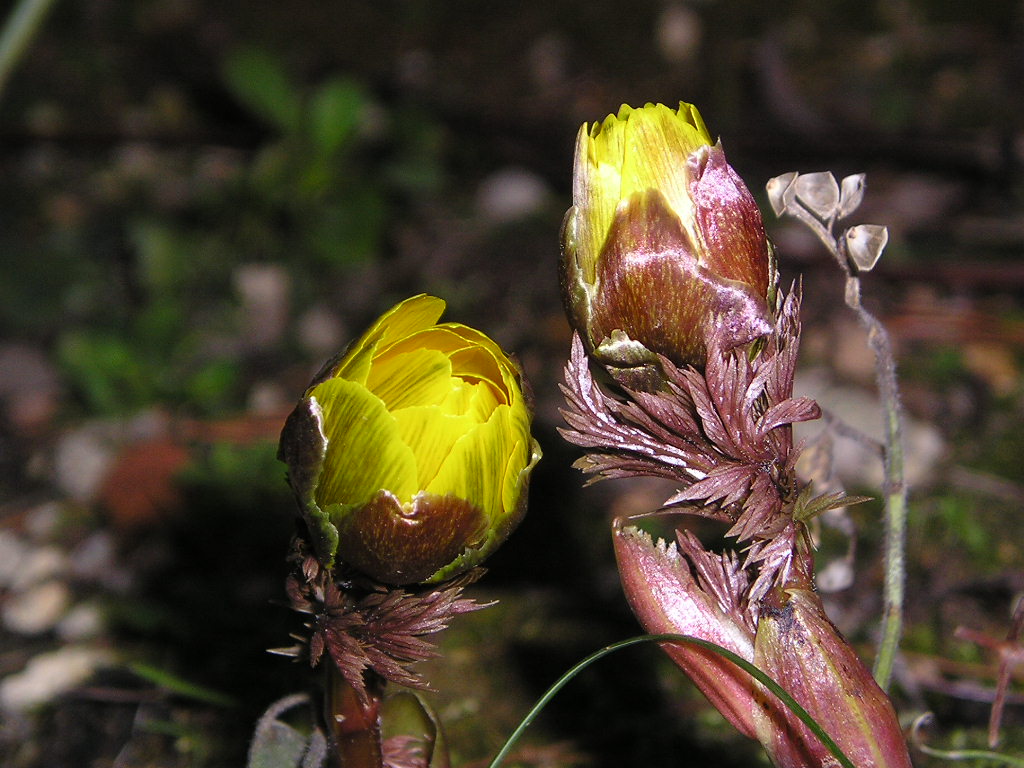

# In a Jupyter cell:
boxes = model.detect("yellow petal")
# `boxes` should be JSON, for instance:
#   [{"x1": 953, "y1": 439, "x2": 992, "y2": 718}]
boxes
[
  {"x1": 576, "y1": 121, "x2": 625, "y2": 283},
  {"x1": 398, "y1": 323, "x2": 516, "y2": 407},
  {"x1": 450, "y1": 375, "x2": 501, "y2": 421},
  {"x1": 502, "y1": 400, "x2": 535, "y2": 514},
  {"x1": 501, "y1": 438, "x2": 527, "y2": 515},
  {"x1": 574, "y1": 103, "x2": 713, "y2": 282},
  {"x1": 336, "y1": 295, "x2": 447, "y2": 385},
  {"x1": 449, "y1": 344, "x2": 505, "y2": 386},
  {"x1": 426, "y1": 403, "x2": 517, "y2": 518},
  {"x1": 431, "y1": 324, "x2": 512, "y2": 384},
  {"x1": 391, "y1": 404, "x2": 475, "y2": 488},
  {"x1": 438, "y1": 377, "x2": 477, "y2": 416},
  {"x1": 370, "y1": 323, "x2": 512, "y2": 405},
  {"x1": 677, "y1": 100, "x2": 711, "y2": 140},
  {"x1": 444, "y1": 324, "x2": 523, "y2": 400},
  {"x1": 381, "y1": 326, "x2": 476, "y2": 360},
  {"x1": 364, "y1": 347, "x2": 453, "y2": 410},
  {"x1": 619, "y1": 103, "x2": 706, "y2": 224},
  {"x1": 441, "y1": 323, "x2": 511, "y2": 367},
  {"x1": 311, "y1": 378, "x2": 418, "y2": 507}
]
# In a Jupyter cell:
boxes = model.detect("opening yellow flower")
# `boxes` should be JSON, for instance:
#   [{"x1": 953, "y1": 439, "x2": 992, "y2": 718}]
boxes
[
  {"x1": 279, "y1": 295, "x2": 541, "y2": 585},
  {"x1": 570, "y1": 102, "x2": 713, "y2": 286}
]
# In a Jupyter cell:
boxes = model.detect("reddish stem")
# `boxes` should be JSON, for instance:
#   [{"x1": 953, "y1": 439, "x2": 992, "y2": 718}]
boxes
[{"x1": 325, "y1": 666, "x2": 384, "y2": 768}]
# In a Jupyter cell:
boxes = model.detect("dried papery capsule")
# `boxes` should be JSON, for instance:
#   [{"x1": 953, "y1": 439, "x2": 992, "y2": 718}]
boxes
[
  {"x1": 845, "y1": 224, "x2": 889, "y2": 272},
  {"x1": 837, "y1": 173, "x2": 866, "y2": 219},
  {"x1": 766, "y1": 172, "x2": 799, "y2": 217},
  {"x1": 793, "y1": 172, "x2": 840, "y2": 220}
]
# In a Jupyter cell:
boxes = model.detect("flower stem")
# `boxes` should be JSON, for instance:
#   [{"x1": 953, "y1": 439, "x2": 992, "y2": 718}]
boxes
[
  {"x1": 833, "y1": 258, "x2": 907, "y2": 692},
  {"x1": 850, "y1": 289, "x2": 906, "y2": 691},
  {"x1": 783, "y1": 198, "x2": 907, "y2": 691},
  {"x1": 325, "y1": 665, "x2": 384, "y2": 768}
]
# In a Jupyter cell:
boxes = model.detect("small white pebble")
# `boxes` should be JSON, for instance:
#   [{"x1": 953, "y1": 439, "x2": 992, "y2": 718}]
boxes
[
  {"x1": 0, "y1": 531, "x2": 29, "y2": 588},
  {"x1": 0, "y1": 646, "x2": 113, "y2": 713},
  {"x1": 656, "y1": 4, "x2": 702, "y2": 64},
  {"x1": 816, "y1": 557, "x2": 855, "y2": 593},
  {"x1": 247, "y1": 380, "x2": 289, "y2": 415},
  {"x1": 476, "y1": 168, "x2": 549, "y2": 223},
  {"x1": 795, "y1": 370, "x2": 945, "y2": 489},
  {"x1": 57, "y1": 602, "x2": 105, "y2": 641},
  {"x1": 3, "y1": 581, "x2": 71, "y2": 635},
  {"x1": 234, "y1": 263, "x2": 291, "y2": 348},
  {"x1": 70, "y1": 532, "x2": 133, "y2": 593},
  {"x1": 9, "y1": 546, "x2": 68, "y2": 591},
  {"x1": 23, "y1": 501, "x2": 62, "y2": 541},
  {"x1": 297, "y1": 305, "x2": 345, "y2": 358},
  {"x1": 124, "y1": 408, "x2": 171, "y2": 443},
  {"x1": 54, "y1": 428, "x2": 117, "y2": 504},
  {"x1": 70, "y1": 531, "x2": 115, "y2": 581}
]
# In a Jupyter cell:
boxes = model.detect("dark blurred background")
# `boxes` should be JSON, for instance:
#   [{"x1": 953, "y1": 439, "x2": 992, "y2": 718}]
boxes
[{"x1": 1, "y1": 1, "x2": 1023, "y2": 766}]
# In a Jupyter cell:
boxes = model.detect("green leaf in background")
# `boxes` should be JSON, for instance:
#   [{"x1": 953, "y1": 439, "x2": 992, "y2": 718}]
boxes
[
  {"x1": 383, "y1": 107, "x2": 445, "y2": 195},
  {"x1": 178, "y1": 441, "x2": 288, "y2": 513},
  {"x1": 305, "y1": 188, "x2": 385, "y2": 268},
  {"x1": 185, "y1": 359, "x2": 240, "y2": 413},
  {"x1": 58, "y1": 330, "x2": 150, "y2": 414},
  {"x1": 223, "y1": 47, "x2": 302, "y2": 134},
  {"x1": 309, "y1": 77, "x2": 365, "y2": 156},
  {"x1": 129, "y1": 661, "x2": 237, "y2": 708},
  {"x1": 132, "y1": 219, "x2": 189, "y2": 294}
]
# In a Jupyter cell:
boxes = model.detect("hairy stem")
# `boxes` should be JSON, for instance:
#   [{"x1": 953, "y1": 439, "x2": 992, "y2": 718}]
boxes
[
  {"x1": 786, "y1": 199, "x2": 907, "y2": 691},
  {"x1": 852, "y1": 295, "x2": 906, "y2": 691},
  {"x1": 325, "y1": 665, "x2": 384, "y2": 768},
  {"x1": 0, "y1": 0, "x2": 58, "y2": 99}
]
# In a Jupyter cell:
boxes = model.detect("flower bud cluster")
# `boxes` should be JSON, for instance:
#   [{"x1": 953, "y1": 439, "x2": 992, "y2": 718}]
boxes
[{"x1": 560, "y1": 103, "x2": 912, "y2": 768}]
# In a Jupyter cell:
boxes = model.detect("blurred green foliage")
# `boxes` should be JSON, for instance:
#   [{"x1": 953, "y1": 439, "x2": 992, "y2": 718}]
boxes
[
  {"x1": 932, "y1": 492, "x2": 994, "y2": 565},
  {"x1": 220, "y1": 47, "x2": 389, "y2": 270},
  {"x1": 4, "y1": 45, "x2": 446, "y2": 417},
  {"x1": 176, "y1": 440, "x2": 292, "y2": 513}
]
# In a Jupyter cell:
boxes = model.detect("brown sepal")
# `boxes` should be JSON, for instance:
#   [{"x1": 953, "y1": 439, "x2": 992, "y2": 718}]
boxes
[
  {"x1": 335, "y1": 491, "x2": 488, "y2": 585},
  {"x1": 589, "y1": 189, "x2": 771, "y2": 370}
]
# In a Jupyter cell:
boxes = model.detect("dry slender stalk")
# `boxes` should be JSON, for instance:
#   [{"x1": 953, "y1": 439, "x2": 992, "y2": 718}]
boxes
[{"x1": 774, "y1": 191, "x2": 907, "y2": 691}]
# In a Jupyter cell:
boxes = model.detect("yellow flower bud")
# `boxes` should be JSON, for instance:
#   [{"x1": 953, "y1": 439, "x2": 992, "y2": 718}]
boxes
[
  {"x1": 561, "y1": 102, "x2": 775, "y2": 379},
  {"x1": 279, "y1": 295, "x2": 541, "y2": 585}
]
